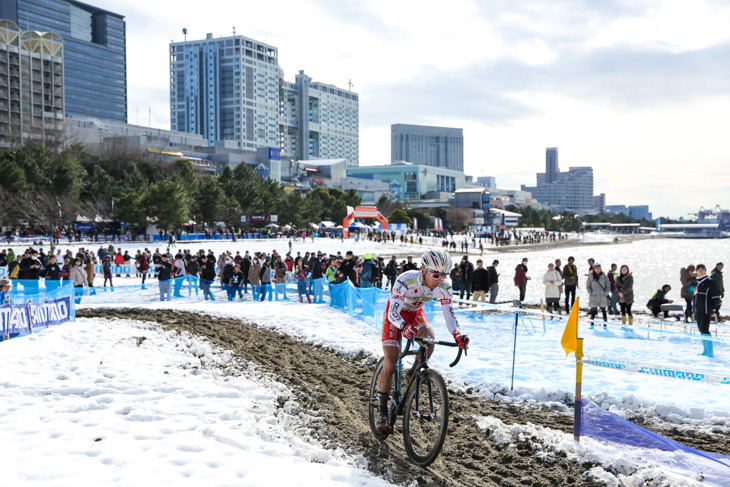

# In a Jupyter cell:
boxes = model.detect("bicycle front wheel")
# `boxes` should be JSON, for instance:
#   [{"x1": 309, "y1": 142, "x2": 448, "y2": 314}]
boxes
[{"x1": 402, "y1": 369, "x2": 449, "y2": 467}]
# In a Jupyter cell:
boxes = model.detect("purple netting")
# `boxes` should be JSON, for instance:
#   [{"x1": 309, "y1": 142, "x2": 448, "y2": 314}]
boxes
[{"x1": 581, "y1": 399, "x2": 730, "y2": 472}]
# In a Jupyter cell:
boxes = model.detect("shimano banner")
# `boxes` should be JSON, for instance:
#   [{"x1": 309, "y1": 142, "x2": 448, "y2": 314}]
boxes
[
  {"x1": 0, "y1": 297, "x2": 72, "y2": 335},
  {"x1": 29, "y1": 297, "x2": 71, "y2": 327}
]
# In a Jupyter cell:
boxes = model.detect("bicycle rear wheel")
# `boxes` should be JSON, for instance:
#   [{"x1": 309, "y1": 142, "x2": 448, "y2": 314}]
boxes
[
  {"x1": 403, "y1": 369, "x2": 449, "y2": 466},
  {"x1": 369, "y1": 357, "x2": 397, "y2": 440}
]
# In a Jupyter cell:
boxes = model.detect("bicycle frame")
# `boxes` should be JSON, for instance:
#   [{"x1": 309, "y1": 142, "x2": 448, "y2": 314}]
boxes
[{"x1": 392, "y1": 337, "x2": 463, "y2": 417}]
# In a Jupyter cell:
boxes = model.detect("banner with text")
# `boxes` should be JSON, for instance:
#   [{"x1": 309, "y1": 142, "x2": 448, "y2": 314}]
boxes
[{"x1": 1, "y1": 297, "x2": 73, "y2": 335}]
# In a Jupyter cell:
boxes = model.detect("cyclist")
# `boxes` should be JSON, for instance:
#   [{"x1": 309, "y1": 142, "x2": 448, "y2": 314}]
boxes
[{"x1": 376, "y1": 248, "x2": 469, "y2": 434}]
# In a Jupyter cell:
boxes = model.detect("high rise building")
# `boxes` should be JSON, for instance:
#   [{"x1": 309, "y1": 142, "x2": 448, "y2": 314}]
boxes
[
  {"x1": 280, "y1": 70, "x2": 359, "y2": 167},
  {"x1": 169, "y1": 33, "x2": 282, "y2": 149},
  {"x1": 545, "y1": 147, "x2": 558, "y2": 183},
  {"x1": 170, "y1": 35, "x2": 359, "y2": 166},
  {"x1": 391, "y1": 123, "x2": 464, "y2": 172},
  {"x1": 0, "y1": 20, "x2": 64, "y2": 146},
  {"x1": 0, "y1": 0, "x2": 127, "y2": 122},
  {"x1": 522, "y1": 148, "x2": 595, "y2": 215}
]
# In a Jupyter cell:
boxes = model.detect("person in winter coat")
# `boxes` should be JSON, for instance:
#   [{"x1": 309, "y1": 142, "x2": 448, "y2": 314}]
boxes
[
  {"x1": 123, "y1": 251, "x2": 132, "y2": 278},
  {"x1": 607, "y1": 263, "x2": 619, "y2": 315},
  {"x1": 19, "y1": 249, "x2": 43, "y2": 295},
  {"x1": 459, "y1": 256, "x2": 474, "y2": 301},
  {"x1": 680, "y1": 265, "x2": 697, "y2": 323},
  {"x1": 102, "y1": 256, "x2": 113, "y2": 288},
  {"x1": 70, "y1": 258, "x2": 88, "y2": 304},
  {"x1": 543, "y1": 263, "x2": 563, "y2": 314},
  {"x1": 199, "y1": 255, "x2": 216, "y2": 301},
  {"x1": 248, "y1": 256, "x2": 262, "y2": 298},
  {"x1": 137, "y1": 252, "x2": 151, "y2": 289},
  {"x1": 172, "y1": 254, "x2": 187, "y2": 297},
  {"x1": 41, "y1": 255, "x2": 62, "y2": 293},
  {"x1": 586, "y1": 263, "x2": 610, "y2": 325},
  {"x1": 711, "y1": 262, "x2": 724, "y2": 301},
  {"x1": 295, "y1": 258, "x2": 311, "y2": 303},
  {"x1": 241, "y1": 254, "x2": 251, "y2": 294},
  {"x1": 85, "y1": 255, "x2": 95, "y2": 289},
  {"x1": 311, "y1": 252, "x2": 325, "y2": 302},
  {"x1": 114, "y1": 250, "x2": 124, "y2": 277},
  {"x1": 472, "y1": 259, "x2": 490, "y2": 310},
  {"x1": 616, "y1": 265, "x2": 634, "y2": 326},
  {"x1": 156, "y1": 254, "x2": 173, "y2": 302},
  {"x1": 694, "y1": 264, "x2": 722, "y2": 357},
  {"x1": 487, "y1": 260, "x2": 499, "y2": 304},
  {"x1": 260, "y1": 257, "x2": 272, "y2": 301},
  {"x1": 228, "y1": 264, "x2": 245, "y2": 301},
  {"x1": 562, "y1": 256, "x2": 579, "y2": 313},
  {"x1": 647, "y1": 285, "x2": 672, "y2": 318},
  {"x1": 385, "y1": 256, "x2": 399, "y2": 290},
  {"x1": 360, "y1": 253, "x2": 376, "y2": 288},
  {"x1": 513, "y1": 259, "x2": 529, "y2": 303},
  {"x1": 273, "y1": 257, "x2": 288, "y2": 300},
  {"x1": 186, "y1": 256, "x2": 199, "y2": 296}
]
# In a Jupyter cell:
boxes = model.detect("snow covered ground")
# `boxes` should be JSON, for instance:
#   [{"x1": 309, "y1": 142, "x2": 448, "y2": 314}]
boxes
[{"x1": 0, "y1": 316, "x2": 394, "y2": 487}]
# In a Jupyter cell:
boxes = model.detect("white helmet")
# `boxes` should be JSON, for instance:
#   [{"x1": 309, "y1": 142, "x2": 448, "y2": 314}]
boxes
[{"x1": 421, "y1": 248, "x2": 452, "y2": 275}]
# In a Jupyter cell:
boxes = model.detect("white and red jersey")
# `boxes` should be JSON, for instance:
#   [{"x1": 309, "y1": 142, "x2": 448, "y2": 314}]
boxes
[{"x1": 385, "y1": 270, "x2": 460, "y2": 335}]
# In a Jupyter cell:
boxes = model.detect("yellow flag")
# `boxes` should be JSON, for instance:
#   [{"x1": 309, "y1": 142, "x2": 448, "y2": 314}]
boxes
[{"x1": 561, "y1": 297, "x2": 580, "y2": 357}]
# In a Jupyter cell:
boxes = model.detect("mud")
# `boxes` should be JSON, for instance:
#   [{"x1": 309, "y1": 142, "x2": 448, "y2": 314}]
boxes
[{"x1": 78, "y1": 308, "x2": 730, "y2": 486}]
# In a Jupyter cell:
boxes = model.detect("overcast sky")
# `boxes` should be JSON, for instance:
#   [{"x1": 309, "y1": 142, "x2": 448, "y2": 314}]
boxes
[{"x1": 92, "y1": 0, "x2": 730, "y2": 218}]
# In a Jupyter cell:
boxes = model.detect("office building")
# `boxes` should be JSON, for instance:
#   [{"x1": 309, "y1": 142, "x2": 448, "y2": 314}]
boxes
[
  {"x1": 0, "y1": 0, "x2": 127, "y2": 122},
  {"x1": 522, "y1": 148, "x2": 595, "y2": 215},
  {"x1": 170, "y1": 34, "x2": 359, "y2": 166},
  {"x1": 347, "y1": 161, "x2": 465, "y2": 201},
  {"x1": 391, "y1": 123, "x2": 463, "y2": 172},
  {"x1": 170, "y1": 33, "x2": 281, "y2": 149},
  {"x1": 593, "y1": 193, "x2": 606, "y2": 214},
  {"x1": 280, "y1": 70, "x2": 359, "y2": 167},
  {"x1": 0, "y1": 19, "x2": 64, "y2": 146}
]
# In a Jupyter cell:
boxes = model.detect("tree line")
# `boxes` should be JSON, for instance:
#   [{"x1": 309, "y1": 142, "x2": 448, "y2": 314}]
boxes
[{"x1": 0, "y1": 142, "x2": 363, "y2": 231}]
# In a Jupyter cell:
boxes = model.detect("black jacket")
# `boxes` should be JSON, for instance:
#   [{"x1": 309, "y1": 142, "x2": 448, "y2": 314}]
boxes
[
  {"x1": 241, "y1": 257, "x2": 251, "y2": 283},
  {"x1": 340, "y1": 258, "x2": 358, "y2": 285},
  {"x1": 42, "y1": 263, "x2": 62, "y2": 280},
  {"x1": 473, "y1": 267, "x2": 490, "y2": 292},
  {"x1": 487, "y1": 265, "x2": 499, "y2": 284},
  {"x1": 311, "y1": 257, "x2": 323, "y2": 279},
  {"x1": 157, "y1": 261, "x2": 173, "y2": 281},
  {"x1": 229, "y1": 271, "x2": 245, "y2": 287},
  {"x1": 200, "y1": 261, "x2": 216, "y2": 281},
  {"x1": 19, "y1": 256, "x2": 42, "y2": 280},
  {"x1": 459, "y1": 261, "x2": 474, "y2": 281},
  {"x1": 694, "y1": 275, "x2": 722, "y2": 315}
]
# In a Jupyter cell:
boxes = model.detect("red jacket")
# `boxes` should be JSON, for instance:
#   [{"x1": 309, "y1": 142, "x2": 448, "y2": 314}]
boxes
[
  {"x1": 115, "y1": 252, "x2": 124, "y2": 265},
  {"x1": 514, "y1": 265, "x2": 527, "y2": 286}
]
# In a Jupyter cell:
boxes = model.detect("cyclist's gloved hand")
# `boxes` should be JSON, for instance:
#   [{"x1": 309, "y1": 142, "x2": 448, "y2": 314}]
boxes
[
  {"x1": 402, "y1": 323, "x2": 417, "y2": 340},
  {"x1": 452, "y1": 330, "x2": 469, "y2": 350}
]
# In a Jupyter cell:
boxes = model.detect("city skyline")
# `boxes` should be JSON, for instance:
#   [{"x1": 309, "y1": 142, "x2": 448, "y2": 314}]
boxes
[{"x1": 84, "y1": 0, "x2": 729, "y2": 218}]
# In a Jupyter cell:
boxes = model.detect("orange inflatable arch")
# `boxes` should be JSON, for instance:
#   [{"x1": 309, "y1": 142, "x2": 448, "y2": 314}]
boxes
[{"x1": 343, "y1": 206, "x2": 388, "y2": 238}]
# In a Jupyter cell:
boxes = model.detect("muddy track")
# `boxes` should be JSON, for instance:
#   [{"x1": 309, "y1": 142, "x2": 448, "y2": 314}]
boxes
[{"x1": 78, "y1": 308, "x2": 730, "y2": 486}]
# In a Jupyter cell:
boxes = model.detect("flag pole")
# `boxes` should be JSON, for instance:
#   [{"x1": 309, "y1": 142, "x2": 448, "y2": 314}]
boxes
[
  {"x1": 573, "y1": 337, "x2": 584, "y2": 441},
  {"x1": 510, "y1": 312, "x2": 518, "y2": 391}
]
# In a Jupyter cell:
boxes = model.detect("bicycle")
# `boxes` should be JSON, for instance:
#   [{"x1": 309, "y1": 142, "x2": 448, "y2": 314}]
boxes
[{"x1": 368, "y1": 335, "x2": 466, "y2": 467}]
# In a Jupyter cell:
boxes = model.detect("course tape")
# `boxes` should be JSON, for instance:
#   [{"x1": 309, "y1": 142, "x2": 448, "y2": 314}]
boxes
[{"x1": 580, "y1": 356, "x2": 730, "y2": 386}]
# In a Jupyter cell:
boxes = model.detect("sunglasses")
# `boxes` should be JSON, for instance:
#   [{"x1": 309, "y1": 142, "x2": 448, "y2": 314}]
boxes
[{"x1": 429, "y1": 272, "x2": 448, "y2": 280}]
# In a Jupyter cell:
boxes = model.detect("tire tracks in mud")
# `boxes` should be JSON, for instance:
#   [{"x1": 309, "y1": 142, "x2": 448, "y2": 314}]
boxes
[{"x1": 77, "y1": 308, "x2": 730, "y2": 487}]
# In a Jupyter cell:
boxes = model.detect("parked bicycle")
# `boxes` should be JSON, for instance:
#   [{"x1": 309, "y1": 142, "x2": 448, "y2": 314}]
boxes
[{"x1": 368, "y1": 335, "x2": 466, "y2": 466}]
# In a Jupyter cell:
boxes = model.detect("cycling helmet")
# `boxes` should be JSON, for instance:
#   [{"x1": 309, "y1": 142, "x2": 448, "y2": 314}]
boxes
[{"x1": 421, "y1": 248, "x2": 452, "y2": 275}]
